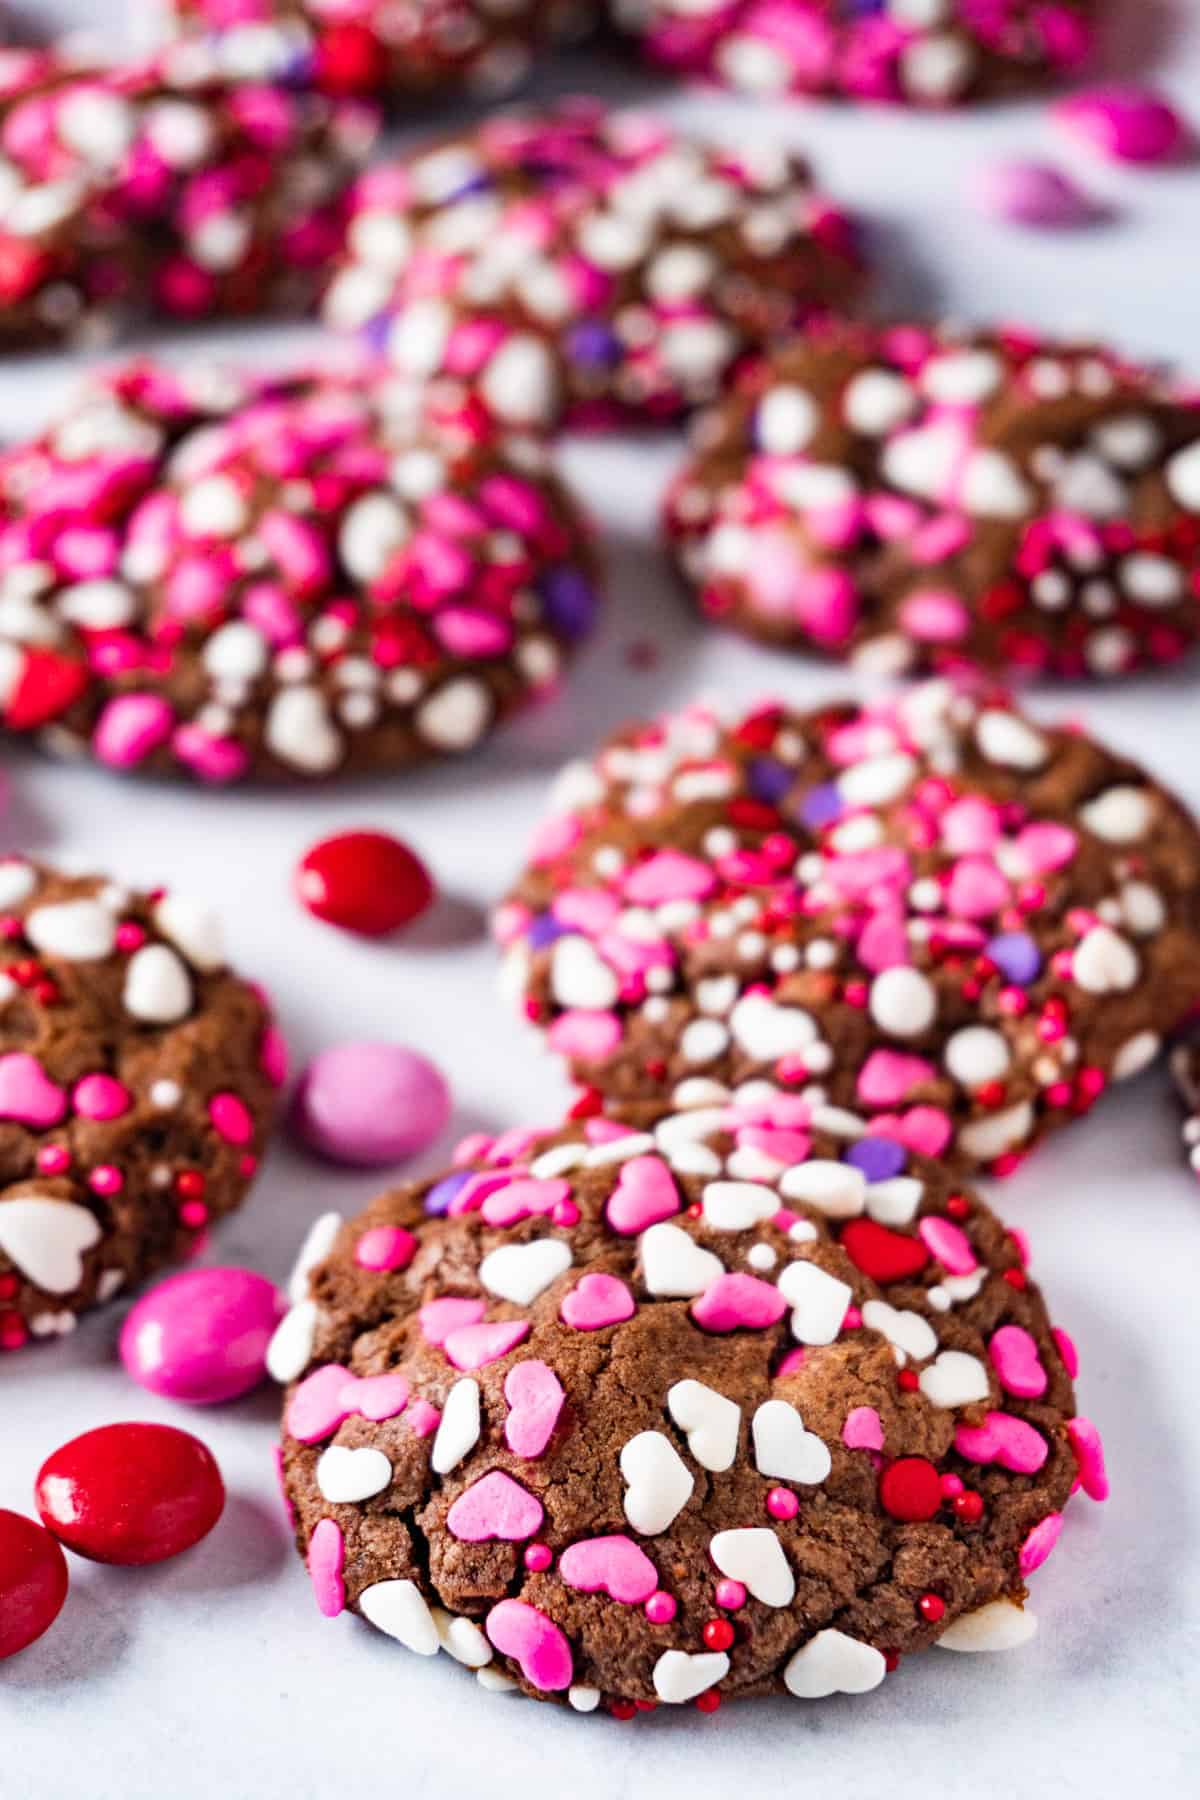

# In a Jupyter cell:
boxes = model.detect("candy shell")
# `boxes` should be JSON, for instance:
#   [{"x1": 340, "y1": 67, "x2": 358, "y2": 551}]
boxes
[
  {"x1": 119, "y1": 1266, "x2": 286, "y2": 1404},
  {"x1": 35, "y1": 1422, "x2": 225, "y2": 1566},
  {"x1": 974, "y1": 159, "x2": 1101, "y2": 228},
  {"x1": 291, "y1": 1041, "x2": 451, "y2": 1167},
  {"x1": 0, "y1": 1509, "x2": 69, "y2": 1659},
  {"x1": 1054, "y1": 86, "x2": 1189, "y2": 164},
  {"x1": 295, "y1": 831, "x2": 435, "y2": 937}
]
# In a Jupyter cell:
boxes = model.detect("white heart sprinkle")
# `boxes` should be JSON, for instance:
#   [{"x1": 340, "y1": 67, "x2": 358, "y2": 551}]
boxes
[
  {"x1": 861, "y1": 1299, "x2": 938, "y2": 1364},
  {"x1": 620, "y1": 1430, "x2": 694, "y2": 1535},
  {"x1": 935, "y1": 1599, "x2": 1038, "y2": 1652},
  {"x1": 0, "y1": 860, "x2": 36, "y2": 909},
  {"x1": 666, "y1": 1379, "x2": 741, "y2": 1472},
  {"x1": 550, "y1": 935, "x2": 619, "y2": 1010},
  {"x1": 779, "y1": 1160, "x2": 866, "y2": 1219},
  {"x1": 974, "y1": 710, "x2": 1048, "y2": 770},
  {"x1": 729, "y1": 992, "x2": 818, "y2": 1060},
  {"x1": 431, "y1": 1377, "x2": 481, "y2": 1475},
  {"x1": 152, "y1": 893, "x2": 225, "y2": 970},
  {"x1": 640, "y1": 1222, "x2": 724, "y2": 1297},
  {"x1": 751, "y1": 1399, "x2": 831, "y2": 1485},
  {"x1": 709, "y1": 1527, "x2": 795, "y2": 1607},
  {"x1": 266, "y1": 686, "x2": 342, "y2": 773},
  {"x1": 864, "y1": 1177, "x2": 925, "y2": 1226},
  {"x1": 123, "y1": 943, "x2": 194, "y2": 1023},
  {"x1": 359, "y1": 1580, "x2": 440, "y2": 1656},
  {"x1": 777, "y1": 1259, "x2": 852, "y2": 1345},
  {"x1": 432, "y1": 1607, "x2": 493, "y2": 1666},
  {"x1": 784, "y1": 1629, "x2": 887, "y2": 1698},
  {"x1": 316, "y1": 1444, "x2": 392, "y2": 1503},
  {"x1": 416, "y1": 677, "x2": 492, "y2": 751},
  {"x1": 700, "y1": 1180, "x2": 778, "y2": 1231},
  {"x1": 653, "y1": 1649, "x2": 729, "y2": 1704},
  {"x1": 1073, "y1": 926, "x2": 1139, "y2": 994},
  {"x1": 267, "y1": 1300, "x2": 317, "y2": 1383},
  {"x1": 25, "y1": 898, "x2": 116, "y2": 961},
  {"x1": 0, "y1": 1195, "x2": 100, "y2": 1293},
  {"x1": 918, "y1": 1350, "x2": 990, "y2": 1409},
  {"x1": 478, "y1": 1238, "x2": 572, "y2": 1305}
]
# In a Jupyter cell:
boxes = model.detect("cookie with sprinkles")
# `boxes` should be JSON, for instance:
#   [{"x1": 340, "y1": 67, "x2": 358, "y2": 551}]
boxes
[
  {"x1": 612, "y1": 1, "x2": 1096, "y2": 107},
  {"x1": 0, "y1": 358, "x2": 601, "y2": 782},
  {"x1": 0, "y1": 856, "x2": 282, "y2": 1351},
  {"x1": 272, "y1": 1098, "x2": 1104, "y2": 1712},
  {"x1": 1171, "y1": 1044, "x2": 1200, "y2": 1182},
  {"x1": 0, "y1": 45, "x2": 378, "y2": 350},
  {"x1": 166, "y1": 0, "x2": 593, "y2": 100},
  {"x1": 495, "y1": 681, "x2": 1200, "y2": 1171},
  {"x1": 666, "y1": 324, "x2": 1200, "y2": 679},
  {"x1": 322, "y1": 100, "x2": 866, "y2": 432}
]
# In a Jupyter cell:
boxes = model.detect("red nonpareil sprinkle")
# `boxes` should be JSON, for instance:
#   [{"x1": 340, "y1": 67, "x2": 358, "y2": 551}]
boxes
[
  {"x1": 694, "y1": 1690, "x2": 722, "y2": 1714},
  {"x1": 918, "y1": 1593, "x2": 946, "y2": 1623},
  {"x1": 879, "y1": 1457, "x2": 942, "y2": 1522},
  {"x1": 953, "y1": 1491, "x2": 984, "y2": 1525},
  {"x1": 897, "y1": 1369, "x2": 919, "y2": 1393},
  {"x1": 703, "y1": 1618, "x2": 735, "y2": 1652}
]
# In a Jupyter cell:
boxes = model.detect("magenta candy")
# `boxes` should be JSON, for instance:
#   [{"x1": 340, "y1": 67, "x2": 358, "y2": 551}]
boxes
[
  {"x1": 291, "y1": 1041, "x2": 451, "y2": 1167},
  {"x1": 975, "y1": 158, "x2": 1100, "y2": 228},
  {"x1": 1054, "y1": 86, "x2": 1189, "y2": 164},
  {"x1": 119, "y1": 1267, "x2": 286, "y2": 1404}
]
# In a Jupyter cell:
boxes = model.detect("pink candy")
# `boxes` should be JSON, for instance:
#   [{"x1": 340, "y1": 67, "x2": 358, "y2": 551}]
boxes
[
  {"x1": 291, "y1": 1041, "x2": 451, "y2": 1168},
  {"x1": 975, "y1": 158, "x2": 1100, "y2": 228},
  {"x1": 120, "y1": 1267, "x2": 285, "y2": 1405},
  {"x1": 1054, "y1": 86, "x2": 1190, "y2": 164}
]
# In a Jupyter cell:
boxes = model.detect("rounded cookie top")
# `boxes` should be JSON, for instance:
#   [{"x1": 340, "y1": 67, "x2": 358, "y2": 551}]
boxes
[
  {"x1": 322, "y1": 100, "x2": 865, "y2": 432},
  {"x1": 495, "y1": 681, "x2": 1200, "y2": 1170},
  {"x1": 0, "y1": 855, "x2": 282, "y2": 1351},
  {"x1": 273, "y1": 1097, "x2": 1102, "y2": 1713},
  {"x1": 666, "y1": 324, "x2": 1200, "y2": 679},
  {"x1": 0, "y1": 46, "x2": 378, "y2": 350},
  {"x1": 165, "y1": 0, "x2": 591, "y2": 100},
  {"x1": 612, "y1": 1, "x2": 1096, "y2": 107},
  {"x1": 0, "y1": 358, "x2": 600, "y2": 782}
]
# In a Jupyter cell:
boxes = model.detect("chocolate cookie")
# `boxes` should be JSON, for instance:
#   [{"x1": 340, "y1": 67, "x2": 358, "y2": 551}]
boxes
[
  {"x1": 322, "y1": 100, "x2": 866, "y2": 431},
  {"x1": 1171, "y1": 1044, "x2": 1200, "y2": 1181},
  {"x1": 0, "y1": 357, "x2": 601, "y2": 782},
  {"x1": 271, "y1": 1097, "x2": 1104, "y2": 1713},
  {"x1": 0, "y1": 44, "x2": 378, "y2": 350},
  {"x1": 0, "y1": 856, "x2": 282, "y2": 1351},
  {"x1": 166, "y1": 0, "x2": 593, "y2": 100},
  {"x1": 666, "y1": 325, "x2": 1200, "y2": 678},
  {"x1": 495, "y1": 682, "x2": 1200, "y2": 1171},
  {"x1": 613, "y1": 1, "x2": 1096, "y2": 107}
]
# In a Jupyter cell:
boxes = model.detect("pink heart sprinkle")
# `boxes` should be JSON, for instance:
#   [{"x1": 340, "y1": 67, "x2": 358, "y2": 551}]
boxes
[
  {"x1": 0, "y1": 1053, "x2": 67, "y2": 1128},
  {"x1": 1014, "y1": 821, "x2": 1078, "y2": 875},
  {"x1": 559, "y1": 1272, "x2": 636, "y2": 1331},
  {"x1": 842, "y1": 1405, "x2": 884, "y2": 1452},
  {"x1": 72, "y1": 1073, "x2": 132, "y2": 1122},
  {"x1": 354, "y1": 1225, "x2": 417, "y2": 1272},
  {"x1": 350, "y1": 1373, "x2": 410, "y2": 1423},
  {"x1": 988, "y1": 1324, "x2": 1048, "y2": 1398},
  {"x1": 308, "y1": 1518, "x2": 345, "y2": 1618},
  {"x1": 856, "y1": 1050, "x2": 936, "y2": 1108},
  {"x1": 559, "y1": 1535, "x2": 658, "y2": 1605},
  {"x1": 405, "y1": 1399, "x2": 440, "y2": 1437},
  {"x1": 446, "y1": 1470, "x2": 544, "y2": 1543},
  {"x1": 547, "y1": 1010, "x2": 622, "y2": 1062},
  {"x1": 504, "y1": 1360, "x2": 565, "y2": 1459},
  {"x1": 605, "y1": 1155, "x2": 681, "y2": 1236},
  {"x1": 1066, "y1": 1415, "x2": 1109, "y2": 1501},
  {"x1": 1019, "y1": 1511, "x2": 1064, "y2": 1577},
  {"x1": 690, "y1": 1273, "x2": 787, "y2": 1334},
  {"x1": 419, "y1": 1296, "x2": 485, "y2": 1346},
  {"x1": 485, "y1": 1599, "x2": 573, "y2": 1692},
  {"x1": 482, "y1": 1177, "x2": 570, "y2": 1228},
  {"x1": 945, "y1": 856, "x2": 1009, "y2": 921},
  {"x1": 1052, "y1": 1326, "x2": 1079, "y2": 1379},
  {"x1": 954, "y1": 1410, "x2": 1048, "y2": 1475},
  {"x1": 622, "y1": 850, "x2": 716, "y2": 906},
  {"x1": 286, "y1": 1363, "x2": 355, "y2": 1444},
  {"x1": 444, "y1": 1318, "x2": 530, "y2": 1371},
  {"x1": 918, "y1": 1216, "x2": 977, "y2": 1277}
]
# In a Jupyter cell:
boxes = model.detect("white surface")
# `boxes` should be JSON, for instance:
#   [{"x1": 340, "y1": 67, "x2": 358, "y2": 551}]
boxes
[{"x1": 5, "y1": 5, "x2": 1200, "y2": 1795}]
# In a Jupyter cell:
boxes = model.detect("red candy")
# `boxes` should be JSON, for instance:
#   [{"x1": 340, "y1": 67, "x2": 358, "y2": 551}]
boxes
[
  {"x1": 879, "y1": 1457, "x2": 943, "y2": 1523},
  {"x1": 35, "y1": 1423, "x2": 225, "y2": 1566},
  {"x1": 839, "y1": 1219, "x2": 930, "y2": 1284},
  {"x1": 0, "y1": 1508, "x2": 69, "y2": 1659},
  {"x1": 295, "y1": 831, "x2": 435, "y2": 937}
]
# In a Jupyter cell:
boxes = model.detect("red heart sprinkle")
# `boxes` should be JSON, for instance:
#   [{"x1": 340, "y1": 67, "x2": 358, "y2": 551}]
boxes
[{"x1": 840, "y1": 1218, "x2": 929, "y2": 1284}]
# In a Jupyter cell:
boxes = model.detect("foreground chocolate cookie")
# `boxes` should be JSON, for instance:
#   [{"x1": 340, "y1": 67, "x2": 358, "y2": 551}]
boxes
[
  {"x1": 167, "y1": 0, "x2": 591, "y2": 100},
  {"x1": 0, "y1": 357, "x2": 600, "y2": 781},
  {"x1": 322, "y1": 101, "x2": 865, "y2": 431},
  {"x1": 666, "y1": 325, "x2": 1200, "y2": 678},
  {"x1": 0, "y1": 45, "x2": 378, "y2": 350},
  {"x1": 272, "y1": 1099, "x2": 1105, "y2": 1712},
  {"x1": 613, "y1": 0, "x2": 1096, "y2": 106},
  {"x1": 1171, "y1": 1044, "x2": 1200, "y2": 1181},
  {"x1": 0, "y1": 857, "x2": 282, "y2": 1350},
  {"x1": 495, "y1": 682, "x2": 1200, "y2": 1170}
]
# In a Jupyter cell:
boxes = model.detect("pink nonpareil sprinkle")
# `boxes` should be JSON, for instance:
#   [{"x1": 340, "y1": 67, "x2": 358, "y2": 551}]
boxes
[{"x1": 974, "y1": 158, "x2": 1103, "y2": 228}]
